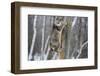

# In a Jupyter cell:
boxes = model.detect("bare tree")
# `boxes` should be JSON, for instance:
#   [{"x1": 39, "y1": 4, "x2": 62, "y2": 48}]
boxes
[{"x1": 29, "y1": 15, "x2": 37, "y2": 60}]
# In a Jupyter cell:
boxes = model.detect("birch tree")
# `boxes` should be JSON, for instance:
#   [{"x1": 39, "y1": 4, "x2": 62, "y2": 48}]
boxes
[{"x1": 29, "y1": 15, "x2": 37, "y2": 60}]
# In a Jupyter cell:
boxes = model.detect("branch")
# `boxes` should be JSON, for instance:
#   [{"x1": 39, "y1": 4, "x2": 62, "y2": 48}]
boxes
[
  {"x1": 44, "y1": 17, "x2": 54, "y2": 60},
  {"x1": 41, "y1": 16, "x2": 46, "y2": 60},
  {"x1": 44, "y1": 36, "x2": 50, "y2": 53},
  {"x1": 66, "y1": 17, "x2": 77, "y2": 58},
  {"x1": 51, "y1": 52, "x2": 58, "y2": 60},
  {"x1": 29, "y1": 15, "x2": 37, "y2": 60},
  {"x1": 76, "y1": 41, "x2": 88, "y2": 58},
  {"x1": 71, "y1": 17, "x2": 77, "y2": 29},
  {"x1": 44, "y1": 47, "x2": 50, "y2": 60}
]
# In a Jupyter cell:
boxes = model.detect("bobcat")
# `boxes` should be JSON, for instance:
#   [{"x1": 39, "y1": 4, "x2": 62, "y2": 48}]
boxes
[{"x1": 49, "y1": 16, "x2": 67, "y2": 59}]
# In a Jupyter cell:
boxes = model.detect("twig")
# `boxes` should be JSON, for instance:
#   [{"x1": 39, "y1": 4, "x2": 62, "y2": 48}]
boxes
[
  {"x1": 44, "y1": 47, "x2": 50, "y2": 60},
  {"x1": 76, "y1": 41, "x2": 88, "y2": 58},
  {"x1": 52, "y1": 52, "x2": 58, "y2": 60},
  {"x1": 44, "y1": 36, "x2": 50, "y2": 53}
]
